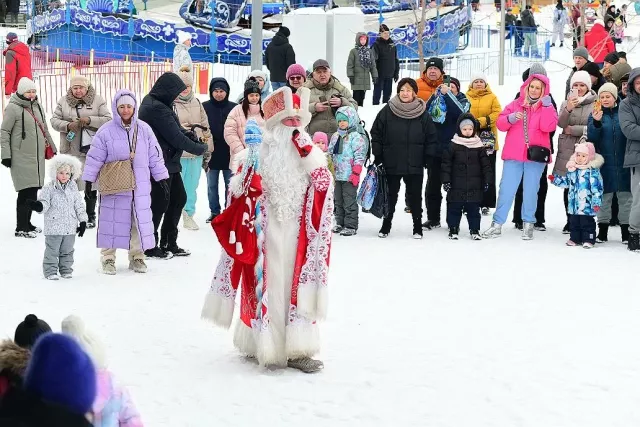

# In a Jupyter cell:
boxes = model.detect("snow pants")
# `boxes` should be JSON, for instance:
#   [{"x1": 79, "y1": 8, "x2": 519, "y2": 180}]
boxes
[
  {"x1": 552, "y1": 23, "x2": 564, "y2": 44},
  {"x1": 523, "y1": 32, "x2": 539, "y2": 55},
  {"x1": 43, "y1": 235, "x2": 75, "y2": 277},
  {"x1": 16, "y1": 187, "x2": 38, "y2": 232},
  {"x1": 447, "y1": 201, "x2": 481, "y2": 231},
  {"x1": 599, "y1": 192, "x2": 632, "y2": 224},
  {"x1": 570, "y1": 215, "x2": 596, "y2": 245},
  {"x1": 334, "y1": 181, "x2": 359, "y2": 230},
  {"x1": 494, "y1": 160, "x2": 546, "y2": 225},
  {"x1": 180, "y1": 157, "x2": 203, "y2": 217},
  {"x1": 630, "y1": 167, "x2": 640, "y2": 233}
]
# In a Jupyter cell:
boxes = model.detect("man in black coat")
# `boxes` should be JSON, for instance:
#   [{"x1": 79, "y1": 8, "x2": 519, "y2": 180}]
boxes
[
  {"x1": 138, "y1": 72, "x2": 207, "y2": 258},
  {"x1": 265, "y1": 26, "x2": 296, "y2": 91},
  {"x1": 371, "y1": 24, "x2": 399, "y2": 105},
  {"x1": 202, "y1": 77, "x2": 236, "y2": 222}
]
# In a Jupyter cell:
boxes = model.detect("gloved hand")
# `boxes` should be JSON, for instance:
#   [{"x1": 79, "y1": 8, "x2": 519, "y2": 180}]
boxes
[
  {"x1": 349, "y1": 174, "x2": 360, "y2": 187},
  {"x1": 183, "y1": 129, "x2": 198, "y2": 143},
  {"x1": 77, "y1": 221, "x2": 87, "y2": 237},
  {"x1": 443, "y1": 183, "x2": 451, "y2": 192},
  {"x1": 349, "y1": 77, "x2": 355, "y2": 85},
  {"x1": 548, "y1": 174, "x2": 555, "y2": 182},
  {"x1": 67, "y1": 120, "x2": 81, "y2": 133},
  {"x1": 507, "y1": 112, "x2": 519, "y2": 124},
  {"x1": 291, "y1": 130, "x2": 312, "y2": 158},
  {"x1": 26, "y1": 199, "x2": 43, "y2": 212},
  {"x1": 1, "y1": 158, "x2": 11, "y2": 168},
  {"x1": 372, "y1": 77, "x2": 378, "y2": 85},
  {"x1": 541, "y1": 95, "x2": 553, "y2": 107},
  {"x1": 484, "y1": 183, "x2": 489, "y2": 192},
  {"x1": 393, "y1": 75, "x2": 399, "y2": 83},
  {"x1": 159, "y1": 179, "x2": 170, "y2": 201},
  {"x1": 594, "y1": 206, "x2": 600, "y2": 213}
]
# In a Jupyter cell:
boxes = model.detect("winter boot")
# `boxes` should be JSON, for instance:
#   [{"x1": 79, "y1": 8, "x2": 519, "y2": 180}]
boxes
[
  {"x1": 628, "y1": 233, "x2": 640, "y2": 252},
  {"x1": 566, "y1": 240, "x2": 577, "y2": 246},
  {"x1": 332, "y1": 224, "x2": 344, "y2": 233},
  {"x1": 15, "y1": 231, "x2": 37, "y2": 238},
  {"x1": 514, "y1": 221, "x2": 523, "y2": 231},
  {"x1": 129, "y1": 259, "x2": 148, "y2": 273},
  {"x1": 562, "y1": 223, "x2": 570, "y2": 234},
  {"x1": 206, "y1": 213, "x2": 217, "y2": 223},
  {"x1": 481, "y1": 222, "x2": 502, "y2": 238},
  {"x1": 422, "y1": 220, "x2": 441, "y2": 230},
  {"x1": 560, "y1": 42, "x2": 564, "y2": 47},
  {"x1": 522, "y1": 222, "x2": 534, "y2": 240},
  {"x1": 448, "y1": 227, "x2": 459, "y2": 240},
  {"x1": 481, "y1": 207, "x2": 491, "y2": 216},
  {"x1": 29, "y1": 224, "x2": 42, "y2": 233},
  {"x1": 621, "y1": 224, "x2": 630, "y2": 244},
  {"x1": 340, "y1": 228, "x2": 357, "y2": 236},
  {"x1": 60, "y1": 273, "x2": 72, "y2": 279},
  {"x1": 86, "y1": 215, "x2": 96, "y2": 229},
  {"x1": 164, "y1": 244, "x2": 191, "y2": 257},
  {"x1": 534, "y1": 222, "x2": 546, "y2": 231},
  {"x1": 378, "y1": 218, "x2": 392, "y2": 238},
  {"x1": 182, "y1": 211, "x2": 199, "y2": 231},
  {"x1": 596, "y1": 223, "x2": 609, "y2": 243},
  {"x1": 45, "y1": 274, "x2": 59, "y2": 281},
  {"x1": 404, "y1": 206, "x2": 411, "y2": 214},
  {"x1": 144, "y1": 247, "x2": 173, "y2": 260},
  {"x1": 288, "y1": 357, "x2": 324, "y2": 373},
  {"x1": 470, "y1": 230, "x2": 481, "y2": 240},
  {"x1": 550, "y1": 43, "x2": 556, "y2": 47},
  {"x1": 583, "y1": 242, "x2": 594, "y2": 249},
  {"x1": 102, "y1": 259, "x2": 116, "y2": 275},
  {"x1": 412, "y1": 227, "x2": 423, "y2": 240}
]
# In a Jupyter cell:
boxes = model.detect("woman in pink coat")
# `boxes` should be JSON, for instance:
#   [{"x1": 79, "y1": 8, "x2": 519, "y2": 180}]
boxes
[
  {"x1": 224, "y1": 77, "x2": 265, "y2": 169},
  {"x1": 482, "y1": 73, "x2": 558, "y2": 240}
]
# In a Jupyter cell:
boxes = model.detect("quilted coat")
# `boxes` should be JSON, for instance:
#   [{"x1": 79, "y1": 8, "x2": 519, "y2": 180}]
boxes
[
  {"x1": 173, "y1": 94, "x2": 213, "y2": 160},
  {"x1": 327, "y1": 106, "x2": 368, "y2": 181},
  {"x1": 551, "y1": 161, "x2": 604, "y2": 216},
  {"x1": 224, "y1": 103, "x2": 265, "y2": 157},
  {"x1": 82, "y1": 90, "x2": 169, "y2": 251},
  {"x1": 553, "y1": 90, "x2": 597, "y2": 175},
  {"x1": 92, "y1": 370, "x2": 143, "y2": 427},
  {"x1": 466, "y1": 85, "x2": 502, "y2": 150},
  {"x1": 0, "y1": 93, "x2": 56, "y2": 191},
  {"x1": 346, "y1": 32, "x2": 378, "y2": 91}
]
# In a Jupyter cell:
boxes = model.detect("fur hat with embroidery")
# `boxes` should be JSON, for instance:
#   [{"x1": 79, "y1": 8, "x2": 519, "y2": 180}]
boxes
[
  {"x1": 61, "y1": 315, "x2": 108, "y2": 370},
  {"x1": 48, "y1": 154, "x2": 83, "y2": 181},
  {"x1": 14, "y1": 314, "x2": 52, "y2": 349},
  {"x1": 570, "y1": 70, "x2": 592, "y2": 90},
  {"x1": 262, "y1": 86, "x2": 311, "y2": 130}
]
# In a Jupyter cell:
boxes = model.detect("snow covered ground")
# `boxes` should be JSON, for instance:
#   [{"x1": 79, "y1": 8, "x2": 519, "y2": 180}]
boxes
[{"x1": 2, "y1": 36, "x2": 640, "y2": 427}]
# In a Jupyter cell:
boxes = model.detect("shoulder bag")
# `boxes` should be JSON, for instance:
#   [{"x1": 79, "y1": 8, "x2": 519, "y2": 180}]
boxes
[{"x1": 98, "y1": 125, "x2": 138, "y2": 195}]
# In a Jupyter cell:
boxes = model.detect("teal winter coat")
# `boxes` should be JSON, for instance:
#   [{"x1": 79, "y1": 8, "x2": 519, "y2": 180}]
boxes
[
  {"x1": 552, "y1": 165, "x2": 604, "y2": 216},
  {"x1": 328, "y1": 106, "x2": 368, "y2": 181}
]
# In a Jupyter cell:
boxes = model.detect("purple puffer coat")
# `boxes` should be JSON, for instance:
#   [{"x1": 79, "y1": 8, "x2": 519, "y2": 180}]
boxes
[{"x1": 82, "y1": 90, "x2": 169, "y2": 251}]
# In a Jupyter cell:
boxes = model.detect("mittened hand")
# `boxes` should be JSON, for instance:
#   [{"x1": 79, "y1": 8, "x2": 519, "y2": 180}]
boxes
[
  {"x1": 27, "y1": 199, "x2": 43, "y2": 213},
  {"x1": 1, "y1": 158, "x2": 11, "y2": 168},
  {"x1": 443, "y1": 183, "x2": 451, "y2": 192},
  {"x1": 594, "y1": 206, "x2": 600, "y2": 212},
  {"x1": 507, "y1": 113, "x2": 519, "y2": 124},
  {"x1": 548, "y1": 174, "x2": 555, "y2": 182},
  {"x1": 159, "y1": 179, "x2": 171, "y2": 200},
  {"x1": 292, "y1": 130, "x2": 312, "y2": 158},
  {"x1": 541, "y1": 95, "x2": 553, "y2": 107},
  {"x1": 349, "y1": 174, "x2": 360, "y2": 187},
  {"x1": 77, "y1": 221, "x2": 87, "y2": 237}
]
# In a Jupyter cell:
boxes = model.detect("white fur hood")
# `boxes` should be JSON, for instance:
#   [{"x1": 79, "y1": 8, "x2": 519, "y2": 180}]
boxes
[{"x1": 48, "y1": 154, "x2": 83, "y2": 181}]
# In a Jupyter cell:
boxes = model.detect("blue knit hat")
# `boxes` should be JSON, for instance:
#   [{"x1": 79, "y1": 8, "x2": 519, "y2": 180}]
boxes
[
  {"x1": 244, "y1": 119, "x2": 262, "y2": 146},
  {"x1": 24, "y1": 333, "x2": 97, "y2": 415}
]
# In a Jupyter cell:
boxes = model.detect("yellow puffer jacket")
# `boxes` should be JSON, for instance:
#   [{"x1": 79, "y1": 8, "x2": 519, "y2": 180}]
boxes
[{"x1": 466, "y1": 85, "x2": 502, "y2": 151}]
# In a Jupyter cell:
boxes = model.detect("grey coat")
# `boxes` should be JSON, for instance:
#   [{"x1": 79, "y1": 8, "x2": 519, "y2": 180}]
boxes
[
  {"x1": 305, "y1": 77, "x2": 358, "y2": 137},
  {"x1": 36, "y1": 155, "x2": 88, "y2": 236},
  {"x1": 554, "y1": 91, "x2": 597, "y2": 175},
  {"x1": 619, "y1": 68, "x2": 640, "y2": 168},
  {"x1": 0, "y1": 94, "x2": 55, "y2": 192},
  {"x1": 346, "y1": 33, "x2": 378, "y2": 91}
]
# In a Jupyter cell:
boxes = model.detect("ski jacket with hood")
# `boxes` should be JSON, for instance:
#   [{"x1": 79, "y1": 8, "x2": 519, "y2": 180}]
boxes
[
  {"x1": 265, "y1": 32, "x2": 296, "y2": 82},
  {"x1": 138, "y1": 72, "x2": 206, "y2": 174},
  {"x1": 3, "y1": 41, "x2": 32, "y2": 96},
  {"x1": 618, "y1": 68, "x2": 640, "y2": 168},
  {"x1": 584, "y1": 23, "x2": 615, "y2": 63},
  {"x1": 203, "y1": 77, "x2": 237, "y2": 170},
  {"x1": 347, "y1": 32, "x2": 378, "y2": 91}
]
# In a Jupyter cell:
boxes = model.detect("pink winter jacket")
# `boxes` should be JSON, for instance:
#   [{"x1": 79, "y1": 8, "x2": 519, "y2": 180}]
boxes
[
  {"x1": 92, "y1": 369, "x2": 143, "y2": 427},
  {"x1": 224, "y1": 103, "x2": 265, "y2": 156},
  {"x1": 497, "y1": 74, "x2": 559, "y2": 164}
]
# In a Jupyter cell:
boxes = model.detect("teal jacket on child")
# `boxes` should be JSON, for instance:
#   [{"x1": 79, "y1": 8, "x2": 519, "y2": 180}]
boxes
[
  {"x1": 328, "y1": 106, "x2": 368, "y2": 182},
  {"x1": 551, "y1": 153, "x2": 604, "y2": 216}
]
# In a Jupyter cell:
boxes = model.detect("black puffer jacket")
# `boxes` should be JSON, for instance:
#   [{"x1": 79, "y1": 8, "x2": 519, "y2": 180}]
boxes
[
  {"x1": 265, "y1": 33, "x2": 296, "y2": 83},
  {"x1": 138, "y1": 72, "x2": 206, "y2": 174},
  {"x1": 372, "y1": 38, "x2": 399, "y2": 79},
  {"x1": 202, "y1": 78, "x2": 237, "y2": 170},
  {"x1": 0, "y1": 388, "x2": 92, "y2": 427},
  {"x1": 441, "y1": 114, "x2": 493, "y2": 203},
  {"x1": 371, "y1": 100, "x2": 438, "y2": 175}
]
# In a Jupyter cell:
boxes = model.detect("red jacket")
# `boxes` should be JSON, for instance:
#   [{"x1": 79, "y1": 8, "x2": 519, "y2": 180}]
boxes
[
  {"x1": 3, "y1": 41, "x2": 33, "y2": 96},
  {"x1": 584, "y1": 23, "x2": 615, "y2": 63}
]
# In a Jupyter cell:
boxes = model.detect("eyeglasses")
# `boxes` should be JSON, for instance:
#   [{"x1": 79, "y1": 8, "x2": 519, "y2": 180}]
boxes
[{"x1": 289, "y1": 75, "x2": 304, "y2": 81}]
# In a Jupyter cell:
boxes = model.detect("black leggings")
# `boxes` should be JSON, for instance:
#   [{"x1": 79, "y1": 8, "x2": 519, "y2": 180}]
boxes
[
  {"x1": 151, "y1": 173, "x2": 187, "y2": 248},
  {"x1": 16, "y1": 187, "x2": 39, "y2": 232}
]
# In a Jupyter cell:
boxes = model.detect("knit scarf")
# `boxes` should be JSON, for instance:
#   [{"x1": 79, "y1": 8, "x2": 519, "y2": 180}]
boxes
[
  {"x1": 451, "y1": 134, "x2": 484, "y2": 148},
  {"x1": 388, "y1": 95, "x2": 426, "y2": 119},
  {"x1": 357, "y1": 45, "x2": 372, "y2": 69},
  {"x1": 179, "y1": 91, "x2": 195, "y2": 102}
]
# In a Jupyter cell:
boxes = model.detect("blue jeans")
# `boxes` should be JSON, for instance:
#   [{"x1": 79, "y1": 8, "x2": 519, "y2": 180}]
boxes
[
  {"x1": 180, "y1": 157, "x2": 203, "y2": 217},
  {"x1": 493, "y1": 160, "x2": 546, "y2": 225},
  {"x1": 271, "y1": 81, "x2": 286, "y2": 91},
  {"x1": 207, "y1": 169, "x2": 231, "y2": 215}
]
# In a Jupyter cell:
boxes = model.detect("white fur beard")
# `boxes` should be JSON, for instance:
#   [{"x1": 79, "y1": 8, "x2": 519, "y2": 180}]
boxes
[{"x1": 260, "y1": 126, "x2": 310, "y2": 222}]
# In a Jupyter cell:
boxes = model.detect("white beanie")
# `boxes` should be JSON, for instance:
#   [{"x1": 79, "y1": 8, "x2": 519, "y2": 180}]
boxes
[
  {"x1": 248, "y1": 69, "x2": 267, "y2": 82},
  {"x1": 598, "y1": 82, "x2": 619, "y2": 100},
  {"x1": 116, "y1": 94, "x2": 136, "y2": 108},
  {"x1": 61, "y1": 315, "x2": 108, "y2": 370},
  {"x1": 570, "y1": 70, "x2": 592, "y2": 90},
  {"x1": 17, "y1": 77, "x2": 36, "y2": 95},
  {"x1": 470, "y1": 72, "x2": 487, "y2": 85},
  {"x1": 176, "y1": 30, "x2": 191, "y2": 45}
]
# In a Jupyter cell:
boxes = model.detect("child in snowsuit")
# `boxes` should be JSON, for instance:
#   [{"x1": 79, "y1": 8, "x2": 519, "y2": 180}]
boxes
[
  {"x1": 328, "y1": 106, "x2": 368, "y2": 236},
  {"x1": 61, "y1": 315, "x2": 143, "y2": 427},
  {"x1": 442, "y1": 113, "x2": 493, "y2": 240},
  {"x1": 313, "y1": 131, "x2": 334, "y2": 177},
  {"x1": 550, "y1": 141, "x2": 604, "y2": 248},
  {"x1": 28, "y1": 154, "x2": 88, "y2": 280}
]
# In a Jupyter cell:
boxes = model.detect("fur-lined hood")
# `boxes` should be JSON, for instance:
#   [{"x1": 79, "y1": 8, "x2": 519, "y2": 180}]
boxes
[
  {"x1": 47, "y1": 153, "x2": 83, "y2": 181},
  {"x1": 0, "y1": 339, "x2": 30, "y2": 377}
]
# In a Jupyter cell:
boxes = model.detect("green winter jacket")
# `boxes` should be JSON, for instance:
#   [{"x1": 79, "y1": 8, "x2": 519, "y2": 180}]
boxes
[
  {"x1": 305, "y1": 77, "x2": 358, "y2": 138},
  {"x1": 347, "y1": 33, "x2": 378, "y2": 91},
  {"x1": 1, "y1": 94, "x2": 55, "y2": 191}
]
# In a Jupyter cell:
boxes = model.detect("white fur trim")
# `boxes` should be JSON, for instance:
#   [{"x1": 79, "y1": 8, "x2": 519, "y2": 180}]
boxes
[
  {"x1": 591, "y1": 153, "x2": 605, "y2": 169},
  {"x1": 61, "y1": 315, "x2": 108, "y2": 370},
  {"x1": 255, "y1": 327, "x2": 286, "y2": 367},
  {"x1": 233, "y1": 321, "x2": 258, "y2": 357},
  {"x1": 229, "y1": 231, "x2": 236, "y2": 244},
  {"x1": 201, "y1": 291, "x2": 235, "y2": 329},
  {"x1": 230, "y1": 149, "x2": 248, "y2": 176},
  {"x1": 296, "y1": 285, "x2": 318, "y2": 320},
  {"x1": 300, "y1": 146, "x2": 328, "y2": 174},
  {"x1": 48, "y1": 154, "x2": 83, "y2": 181},
  {"x1": 316, "y1": 285, "x2": 328, "y2": 321},
  {"x1": 285, "y1": 322, "x2": 320, "y2": 360}
]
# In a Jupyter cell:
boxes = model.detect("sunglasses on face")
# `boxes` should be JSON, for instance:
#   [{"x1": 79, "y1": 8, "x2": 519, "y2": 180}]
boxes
[{"x1": 289, "y1": 75, "x2": 304, "y2": 81}]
